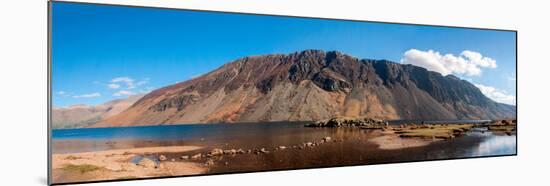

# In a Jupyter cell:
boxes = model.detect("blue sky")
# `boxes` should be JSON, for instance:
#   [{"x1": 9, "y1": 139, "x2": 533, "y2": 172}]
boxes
[{"x1": 52, "y1": 2, "x2": 516, "y2": 107}]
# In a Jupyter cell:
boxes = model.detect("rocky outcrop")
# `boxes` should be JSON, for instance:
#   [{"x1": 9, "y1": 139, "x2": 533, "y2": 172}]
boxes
[
  {"x1": 95, "y1": 50, "x2": 516, "y2": 127},
  {"x1": 304, "y1": 117, "x2": 389, "y2": 128}
]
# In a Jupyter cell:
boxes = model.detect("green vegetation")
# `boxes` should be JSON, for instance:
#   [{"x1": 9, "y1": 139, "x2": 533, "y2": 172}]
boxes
[
  {"x1": 488, "y1": 125, "x2": 516, "y2": 135},
  {"x1": 488, "y1": 125, "x2": 515, "y2": 131},
  {"x1": 64, "y1": 155, "x2": 81, "y2": 160},
  {"x1": 394, "y1": 124, "x2": 474, "y2": 139},
  {"x1": 61, "y1": 164, "x2": 103, "y2": 174},
  {"x1": 486, "y1": 119, "x2": 516, "y2": 135}
]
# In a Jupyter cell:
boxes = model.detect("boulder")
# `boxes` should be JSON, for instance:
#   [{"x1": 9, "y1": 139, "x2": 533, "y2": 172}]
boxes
[
  {"x1": 209, "y1": 148, "x2": 224, "y2": 156},
  {"x1": 237, "y1": 149, "x2": 246, "y2": 154},
  {"x1": 322, "y1": 137, "x2": 332, "y2": 142},
  {"x1": 180, "y1": 155, "x2": 189, "y2": 159},
  {"x1": 205, "y1": 159, "x2": 215, "y2": 166},
  {"x1": 223, "y1": 149, "x2": 237, "y2": 155},
  {"x1": 159, "y1": 155, "x2": 167, "y2": 161},
  {"x1": 191, "y1": 153, "x2": 202, "y2": 159},
  {"x1": 137, "y1": 158, "x2": 157, "y2": 169}
]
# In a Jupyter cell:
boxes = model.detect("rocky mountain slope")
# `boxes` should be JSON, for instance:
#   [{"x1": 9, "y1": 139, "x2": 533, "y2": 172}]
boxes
[
  {"x1": 94, "y1": 50, "x2": 515, "y2": 127},
  {"x1": 52, "y1": 94, "x2": 144, "y2": 129}
]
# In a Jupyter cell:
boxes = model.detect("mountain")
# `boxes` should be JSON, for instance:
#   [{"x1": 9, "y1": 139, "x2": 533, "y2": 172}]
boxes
[
  {"x1": 94, "y1": 50, "x2": 515, "y2": 127},
  {"x1": 52, "y1": 94, "x2": 144, "y2": 129}
]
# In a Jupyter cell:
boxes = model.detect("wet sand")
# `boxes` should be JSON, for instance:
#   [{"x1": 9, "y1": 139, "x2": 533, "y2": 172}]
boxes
[{"x1": 369, "y1": 130, "x2": 439, "y2": 150}]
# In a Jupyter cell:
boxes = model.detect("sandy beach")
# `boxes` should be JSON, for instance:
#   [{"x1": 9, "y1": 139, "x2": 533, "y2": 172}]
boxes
[
  {"x1": 52, "y1": 146, "x2": 206, "y2": 184},
  {"x1": 369, "y1": 130, "x2": 440, "y2": 150}
]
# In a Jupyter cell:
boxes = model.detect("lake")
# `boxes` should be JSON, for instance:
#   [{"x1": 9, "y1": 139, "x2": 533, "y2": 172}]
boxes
[{"x1": 52, "y1": 121, "x2": 516, "y2": 174}]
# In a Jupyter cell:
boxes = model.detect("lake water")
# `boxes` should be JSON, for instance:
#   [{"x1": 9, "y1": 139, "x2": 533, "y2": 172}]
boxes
[{"x1": 52, "y1": 121, "x2": 516, "y2": 173}]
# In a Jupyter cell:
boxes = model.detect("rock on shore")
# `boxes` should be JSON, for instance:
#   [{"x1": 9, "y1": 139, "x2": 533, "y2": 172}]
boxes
[
  {"x1": 305, "y1": 117, "x2": 388, "y2": 128},
  {"x1": 485, "y1": 119, "x2": 517, "y2": 134},
  {"x1": 137, "y1": 158, "x2": 157, "y2": 169}
]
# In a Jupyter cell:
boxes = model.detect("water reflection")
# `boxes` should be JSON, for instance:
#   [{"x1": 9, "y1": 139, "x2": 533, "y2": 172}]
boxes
[
  {"x1": 471, "y1": 135, "x2": 516, "y2": 156},
  {"x1": 467, "y1": 130, "x2": 516, "y2": 157},
  {"x1": 53, "y1": 122, "x2": 517, "y2": 170}
]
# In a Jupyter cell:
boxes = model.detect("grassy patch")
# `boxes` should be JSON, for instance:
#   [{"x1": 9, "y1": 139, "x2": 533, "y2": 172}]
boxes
[
  {"x1": 64, "y1": 155, "x2": 82, "y2": 160},
  {"x1": 117, "y1": 176, "x2": 137, "y2": 180},
  {"x1": 486, "y1": 119, "x2": 516, "y2": 134},
  {"x1": 488, "y1": 125, "x2": 516, "y2": 132},
  {"x1": 395, "y1": 124, "x2": 474, "y2": 139},
  {"x1": 61, "y1": 164, "x2": 103, "y2": 174}
]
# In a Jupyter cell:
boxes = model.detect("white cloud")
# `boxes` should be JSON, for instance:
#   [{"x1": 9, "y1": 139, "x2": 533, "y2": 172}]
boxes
[
  {"x1": 139, "y1": 86, "x2": 155, "y2": 94},
  {"x1": 113, "y1": 90, "x2": 136, "y2": 97},
  {"x1": 111, "y1": 77, "x2": 135, "y2": 89},
  {"x1": 57, "y1": 91, "x2": 65, "y2": 95},
  {"x1": 474, "y1": 83, "x2": 516, "y2": 105},
  {"x1": 135, "y1": 78, "x2": 149, "y2": 87},
  {"x1": 111, "y1": 77, "x2": 134, "y2": 83},
  {"x1": 72, "y1": 92, "x2": 101, "y2": 98},
  {"x1": 400, "y1": 49, "x2": 497, "y2": 76},
  {"x1": 106, "y1": 77, "x2": 151, "y2": 96},
  {"x1": 461, "y1": 50, "x2": 497, "y2": 68},
  {"x1": 107, "y1": 83, "x2": 121, "y2": 89},
  {"x1": 110, "y1": 77, "x2": 149, "y2": 90}
]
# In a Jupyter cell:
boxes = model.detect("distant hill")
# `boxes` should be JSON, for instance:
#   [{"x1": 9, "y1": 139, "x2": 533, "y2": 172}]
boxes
[
  {"x1": 52, "y1": 94, "x2": 144, "y2": 129},
  {"x1": 94, "y1": 50, "x2": 515, "y2": 127}
]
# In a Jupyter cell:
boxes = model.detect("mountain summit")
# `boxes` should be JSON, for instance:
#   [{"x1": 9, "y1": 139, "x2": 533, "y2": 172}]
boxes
[{"x1": 95, "y1": 50, "x2": 515, "y2": 127}]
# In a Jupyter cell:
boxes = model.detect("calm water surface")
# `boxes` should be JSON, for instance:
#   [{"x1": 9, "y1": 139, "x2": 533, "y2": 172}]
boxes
[{"x1": 52, "y1": 121, "x2": 516, "y2": 173}]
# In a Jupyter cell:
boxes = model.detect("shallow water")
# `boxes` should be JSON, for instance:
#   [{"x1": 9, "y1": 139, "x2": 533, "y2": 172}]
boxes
[{"x1": 52, "y1": 121, "x2": 516, "y2": 174}]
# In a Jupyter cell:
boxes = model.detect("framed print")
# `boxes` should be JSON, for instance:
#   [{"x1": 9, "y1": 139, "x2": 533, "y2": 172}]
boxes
[{"x1": 48, "y1": 1, "x2": 517, "y2": 185}]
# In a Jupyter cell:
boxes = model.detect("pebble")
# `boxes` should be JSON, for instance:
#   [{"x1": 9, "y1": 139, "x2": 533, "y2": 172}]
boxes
[
  {"x1": 159, "y1": 155, "x2": 167, "y2": 161},
  {"x1": 191, "y1": 153, "x2": 202, "y2": 159},
  {"x1": 205, "y1": 159, "x2": 215, "y2": 166}
]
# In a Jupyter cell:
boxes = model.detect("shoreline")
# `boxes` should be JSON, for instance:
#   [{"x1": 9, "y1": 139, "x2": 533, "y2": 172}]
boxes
[
  {"x1": 52, "y1": 119, "x2": 492, "y2": 131},
  {"x1": 51, "y1": 118, "x2": 516, "y2": 184},
  {"x1": 369, "y1": 130, "x2": 441, "y2": 150},
  {"x1": 52, "y1": 146, "x2": 206, "y2": 184},
  {"x1": 306, "y1": 117, "x2": 517, "y2": 150}
]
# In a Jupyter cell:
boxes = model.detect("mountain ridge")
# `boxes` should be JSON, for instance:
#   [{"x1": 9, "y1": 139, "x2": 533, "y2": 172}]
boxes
[
  {"x1": 53, "y1": 94, "x2": 144, "y2": 129},
  {"x1": 94, "y1": 50, "x2": 515, "y2": 127}
]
